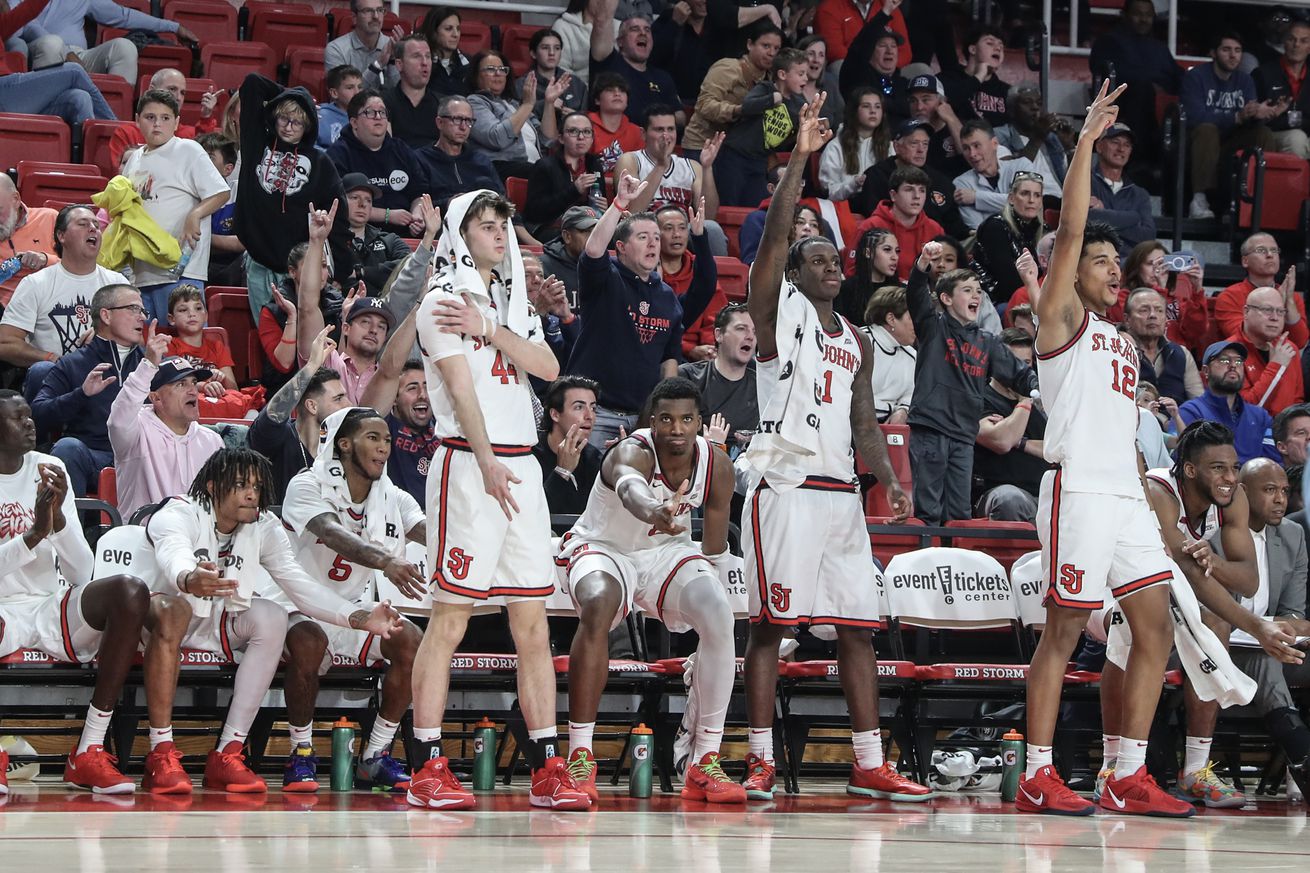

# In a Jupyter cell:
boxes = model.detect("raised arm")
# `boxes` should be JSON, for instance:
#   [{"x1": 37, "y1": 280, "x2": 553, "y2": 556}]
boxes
[
  {"x1": 584, "y1": 171, "x2": 648, "y2": 259},
  {"x1": 262, "y1": 325, "x2": 335, "y2": 424},
  {"x1": 359, "y1": 305, "x2": 418, "y2": 417},
  {"x1": 850, "y1": 329, "x2": 912, "y2": 520},
  {"x1": 295, "y1": 200, "x2": 338, "y2": 360}
]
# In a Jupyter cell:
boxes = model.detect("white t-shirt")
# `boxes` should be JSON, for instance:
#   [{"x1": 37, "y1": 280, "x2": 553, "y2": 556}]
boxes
[
  {"x1": 120, "y1": 136, "x2": 230, "y2": 287},
  {"x1": 0, "y1": 263, "x2": 129, "y2": 356}
]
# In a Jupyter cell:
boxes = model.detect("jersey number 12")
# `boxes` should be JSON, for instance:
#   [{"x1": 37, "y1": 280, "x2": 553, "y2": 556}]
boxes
[{"x1": 1110, "y1": 359, "x2": 1137, "y2": 400}]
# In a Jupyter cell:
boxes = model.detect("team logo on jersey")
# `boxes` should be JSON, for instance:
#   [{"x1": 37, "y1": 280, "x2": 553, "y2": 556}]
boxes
[
  {"x1": 417, "y1": 457, "x2": 430, "y2": 476},
  {"x1": 769, "y1": 583, "x2": 791, "y2": 613},
  {"x1": 0, "y1": 502, "x2": 34, "y2": 538},
  {"x1": 446, "y1": 548, "x2": 473, "y2": 580},
  {"x1": 639, "y1": 301, "x2": 650, "y2": 316}
]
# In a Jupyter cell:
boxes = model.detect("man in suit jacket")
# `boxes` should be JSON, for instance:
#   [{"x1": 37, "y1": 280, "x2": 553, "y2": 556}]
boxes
[{"x1": 1226, "y1": 459, "x2": 1310, "y2": 797}]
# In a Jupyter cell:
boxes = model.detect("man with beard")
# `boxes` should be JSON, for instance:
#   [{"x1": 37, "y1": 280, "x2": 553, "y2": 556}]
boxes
[
  {"x1": 1180, "y1": 340, "x2": 1280, "y2": 464},
  {"x1": 0, "y1": 175, "x2": 58, "y2": 310}
]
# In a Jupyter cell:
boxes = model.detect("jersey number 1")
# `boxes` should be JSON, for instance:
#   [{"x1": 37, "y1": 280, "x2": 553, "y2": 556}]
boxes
[{"x1": 1110, "y1": 359, "x2": 1137, "y2": 400}]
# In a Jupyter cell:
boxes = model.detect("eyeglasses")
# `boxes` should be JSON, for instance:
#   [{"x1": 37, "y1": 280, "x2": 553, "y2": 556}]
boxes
[
  {"x1": 356, "y1": 6, "x2": 384, "y2": 14},
  {"x1": 1245, "y1": 303, "x2": 1287, "y2": 317},
  {"x1": 357, "y1": 108, "x2": 387, "y2": 119},
  {"x1": 106, "y1": 304, "x2": 146, "y2": 315},
  {"x1": 1209, "y1": 356, "x2": 1244, "y2": 367},
  {"x1": 275, "y1": 115, "x2": 306, "y2": 129},
  {"x1": 1249, "y1": 245, "x2": 1281, "y2": 256},
  {"x1": 562, "y1": 128, "x2": 593, "y2": 137},
  {"x1": 439, "y1": 114, "x2": 474, "y2": 126},
  {"x1": 1013, "y1": 171, "x2": 1045, "y2": 184},
  {"x1": 480, "y1": 65, "x2": 511, "y2": 75}
]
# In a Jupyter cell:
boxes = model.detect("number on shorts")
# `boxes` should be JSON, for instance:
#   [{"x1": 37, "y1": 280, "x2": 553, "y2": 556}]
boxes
[
  {"x1": 491, "y1": 352, "x2": 520, "y2": 385},
  {"x1": 328, "y1": 554, "x2": 352, "y2": 582},
  {"x1": 1110, "y1": 359, "x2": 1136, "y2": 400}
]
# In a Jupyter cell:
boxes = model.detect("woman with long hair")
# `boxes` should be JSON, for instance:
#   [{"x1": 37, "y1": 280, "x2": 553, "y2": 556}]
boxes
[
  {"x1": 862, "y1": 284, "x2": 916, "y2": 424},
  {"x1": 796, "y1": 34, "x2": 844, "y2": 130},
  {"x1": 517, "y1": 28, "x2": 586, "y2": 118},
  {"x1": 422, "y1": 6, "x2": 470, "y2": 96},
  {"x1": 1108, "y1": 239, "x2": 1209, "y2": 351},
  {"x1": 835, "y1": 227, "x2": 900, "y2": 322},
  {"x1": 524, "y1": 112, "x2": 607, "y2": 240},
  {"x1": 467, "y1": 49, "x2": 566, "y2": 180},
  {"x1": 971, "y1": 171, "x2": 1044, "y2": 305},
  {"x1": 818, "y1": 87, "x2": 893, "y2": 201}
]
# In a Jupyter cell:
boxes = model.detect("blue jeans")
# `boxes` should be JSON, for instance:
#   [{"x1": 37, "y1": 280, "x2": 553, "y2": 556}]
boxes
[
  {"x1": 0, "y1": 64, "x2": 117, "y2": 128},
  {"x1": 141, "y1": 279, "x2": 207, "y2": 324},
  {"x1": 587, "y1": 405, "x2": 639, "y2": 451},
  {"x1": 52, "y1": 436, "x2": 114, "y2": 497}
]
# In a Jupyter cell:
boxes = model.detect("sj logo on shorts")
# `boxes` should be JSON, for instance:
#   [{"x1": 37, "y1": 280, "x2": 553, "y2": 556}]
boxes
[
  {"x1": 769, "y1": 583, "x2": 791, "y2": 613},
  {"x1": 1059, "y1": 564, "x2": 1084, "y2": 595},
  {"x1": 447, "y1": 548, "x2": 474, "y2": 581}
]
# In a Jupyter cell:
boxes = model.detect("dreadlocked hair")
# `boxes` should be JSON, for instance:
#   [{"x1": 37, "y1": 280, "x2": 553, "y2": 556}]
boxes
[
  {"x1": 333, "y1": 407, "x2": 387, "y2": 457},
  {"x1": 1172, "y1": 420, "x2": 1234, "y2": 481},
  {"x1": 188, "y1": 448, "x2": 276, "y2": 513}
]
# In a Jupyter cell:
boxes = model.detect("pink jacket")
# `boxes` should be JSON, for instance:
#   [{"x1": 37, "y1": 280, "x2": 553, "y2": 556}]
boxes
[{"x1": 107, "y1": 359, "x2": 225, "y2": 520}]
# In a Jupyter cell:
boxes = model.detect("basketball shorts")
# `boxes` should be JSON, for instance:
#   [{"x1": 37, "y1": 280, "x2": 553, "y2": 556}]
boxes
[
  {"x1": 744, "y1": 478, "x2": 882, "y2": 628},
  {"x1": 1037, "y1": 468, "x2": 1174, "y2": 610},
  {"x1": 287, "y1": 612, "x2": 392, "y2": 675},
  {"x1": 426, "y1": 443, "x2": 554, "y2": 605},
  {"x1": 0, "y1": 585, "x2": 100, "y2": 663},
  {"x1": 558, "y1": 538, "x2": 714, "y2": 633}
]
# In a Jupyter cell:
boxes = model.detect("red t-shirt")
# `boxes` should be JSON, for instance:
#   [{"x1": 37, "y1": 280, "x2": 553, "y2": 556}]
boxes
[
  {"x1": 168, "y1": 333, "x2": 235, "y2": 374},
  {"x1": 589, "y1": 112, "x2": 644, "y2": 174}
]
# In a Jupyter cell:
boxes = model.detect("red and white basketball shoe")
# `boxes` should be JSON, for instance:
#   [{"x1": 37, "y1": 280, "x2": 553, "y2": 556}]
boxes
[
  {"x1": 847, "y1": 763, "x2": 934, "y2": 802},
  {"x1": 1015, "y1": 765, "x2": 1096, "y2": 816},
  {"x1": 1099, "y1": 768, "x2": 1195, "y2": 817},
  {"x1": 203, "y1": 741, "x2": 267, "y2": 793},
  {"x1": 566, "y1": 747, "x2": 600, "y2": 804},
  {"x1": 65, "y1": 745, "x2": 134, "y2": 794},
  {"x1": 681, "y1": 753, "x2": 747, "y2": 803},
  {"x1": 142, "y1": 742, "x2": 192, "y2": 795},
  {"x1": 406, "y1": 756, "x2": 477, "y2": 810},
  {"x1": 529, "y1": 756, "x2": 592, "y2": 810},
  {"x1": 742, "y1": 753, "x2": 776, "y2": 801}
]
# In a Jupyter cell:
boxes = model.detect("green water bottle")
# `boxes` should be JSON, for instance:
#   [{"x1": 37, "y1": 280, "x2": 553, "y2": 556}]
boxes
[
  {"x1": 1000, "y1": 729, "x2": 1025, "y2": 802},
  {"x1": 628, "y1": 723, "x2": 653, "y2": 798},
  {"x1": 331, "y1": 717, "x2": 356, "y2": 791},
  {"x1": 472, "y1": 717, "x2": 497, "y2": 792}
]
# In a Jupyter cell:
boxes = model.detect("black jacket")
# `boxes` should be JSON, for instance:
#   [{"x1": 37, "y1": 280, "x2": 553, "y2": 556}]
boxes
[
  {"x1": 541, "y1": 237, "x2": 584, "y2": 315},
  {"x1": 1254, "y1": 60, "x2": 1310, "y2": 133},
  {"x1": 32, "y1": 336, "x2": 144, "y2": 452},
  {"x1": 413, "y1": 143, "x2": 503, "y2": 212},
  {"x1": 855, "y1": 155, "x2": 967, "y2": 239},
  {"x1": 905, "y1": 265, "x2": 1038, "y2": 442},
  {"x1": 837, "y1": 12, "x2": 911, "y2": 122},
  {"x1": 325, "y1": 126, "x2": 429, "y2": 212},
  {"x1": 534, "y1": 432, "x2": 603, "y2": 515},
  {"x1": 524, "y1": 152, "x2": 606, "y2": 238},
  {"x1": 348, "y1": 224, "x2": 411, "y2": 295},
  {"x1": 973, "y1": 212, "x2": 1041, "y2": 305}
]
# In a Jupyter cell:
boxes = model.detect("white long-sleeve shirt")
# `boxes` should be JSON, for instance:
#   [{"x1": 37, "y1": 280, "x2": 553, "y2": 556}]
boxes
[
  {"x1": 952, "y1": 146, "x2": 1041, "y2": 230},
  {"x1": 0, "y1": 452, "x2": 93, "y2": 601},
  {"x1": 819, "y1": 131, "x2": 893, "y2": 202}
]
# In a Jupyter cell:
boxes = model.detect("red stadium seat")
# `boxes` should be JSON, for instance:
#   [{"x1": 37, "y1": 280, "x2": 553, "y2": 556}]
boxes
[
  {"x1": 96, "y1": 467, "x2": 118, "y2": 508},
  {"x1": 500, "y1": 23, "x2": 542, "y2": 77},
  {"x1": 505, "y1": 176, "x2": 528, "y2": 212},
  {"x1": 183, "y1": 77, "x2": 229, "y2": 126},
  {"x1": 207, "y1": 292, "x2": 256, "y2": 385},
  {"x1": 714, "y1": 257, "x2": 748, "y2": 302},
  {"x1": 943, "y1": 518, "x2": 1039, "y2": 574},
  {"x1": 866, "y1": 516, "x2": 931, "y2": 569},
  {"x1": 1237, "y1": 149, "x2": 1310, "y2": 233},
  {"x1": 20, "y1": 173, "x2": 109, "y2": 210},
  {"x1": 202, "y1": 41, "x2": 278, "y2": 91},
  {"x1": 164, "y1": 0, "x2": 239, "y2": 45},
  {"x1": 287, "y1": 46, "x2": 327, "y2": 101},
  {"x1": 204, "y1": 285, "x2": 247, "y2": 309},
  {"x1": 90, "y1": 74, "x2": 134, "y2": 119},
  {"x1": 714, "y1": 205, "x2": 753, "y2": 259},
  {"x1": 137, "y1": 42, "x2": 195, "y2": 84},
  {"x1": 16, "y1": 161, "x2": 101, "y2": 180},
  {"x1": 0, "y1": 114, "x2": 71, "y2": 172},
  {"x1": 861, "y1": 423, "x2": 912, "y2": 517},
  {"x1": 248, "y1": 6, "x2": 329, "y2": 62},
  {"x1": 81, "y1": 120, "x2": 134, "y2": 176},
  {"x1": 456, "y1": 19, "x2": 492, "y2": 55}
]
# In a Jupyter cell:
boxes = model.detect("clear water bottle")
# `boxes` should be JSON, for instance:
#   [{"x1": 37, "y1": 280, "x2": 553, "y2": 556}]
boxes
[
  {"x1": 0, "y1": 256, "x2": 21, "y2": 284},
  {"x1": 172, "y1": 242, "x2": 194, "y2": 279}
]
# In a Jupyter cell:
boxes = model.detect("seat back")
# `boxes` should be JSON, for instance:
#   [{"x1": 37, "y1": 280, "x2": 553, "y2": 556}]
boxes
[
  {"x1": 861, "y1": 423, "x2": 912, "y2": 516},
  {"x1": 944, "y1": 519, "x2": 1040, "y2": 574},
  {"x1": 500, "y1": 24, "x2": 542, "y2": 76},
  {"x1": 81, "y1": 120, "x2": 134, "y2": 176},
  {"x1": 96, "y1": 467, "x2": 118, "y2": 508},
  {"x1": 867, "y1": 517, "x2": 932, "y2": 571},
  {"x1": 0, "y1": 114, "x2": 71, "y2": 172},
  {"x1": 1009, "y1": 549, "x2": 1045, "y2": 630},
  {"x1": 177, "y1": 77, "x2": 228, "y2": 127},
  {"x1": 249, "y1": 7, "x2": 329, "y2": 62},
  {"x1": 882, "y1": 547, "x2": 1014, "y2": 629},
  {"x1": 714, "y1": 257, "x2": 748, "y2": 302},
  {"x1": 713, "y1": 206, "x2": 753, "y2": 259},
  {"x1": 207, "y1": 292, "x2": 255, "y2": 384},
  {"x1": 16, "y1": 161, "x2": 100, "y2": 179},
  {"x1": 1237, "y1": 149, "x2": 1310, "y2": 232},
  {"x1": 90, "y1": 74, "x2": 134, "y2": 119},
  {"x1": 92, "y1": 525, "x2": 160, "y2": 587},
  {"x1": 505, "y1": 176, "x2": 528, "y2": 212},
  {"x1": 19, "y1": 172, "x2": 108, "y2": 208},
  {"x1": 287, "y1": 46, "x2": 326, "y2": 101},
  {"x1": 201, "y1": 41, "x2": 278, "y2": 91},
  {"x1": 137, "y1": 43, "x2": 195, "y2": 84},
  {"x1": 457, "y1": 19, "x2": 492, "y2": 55},
  {"x1": 164, "y1": 0, "x2": 239, "y2": 44}
]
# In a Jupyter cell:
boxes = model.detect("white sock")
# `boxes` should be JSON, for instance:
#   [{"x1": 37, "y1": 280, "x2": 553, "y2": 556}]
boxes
[
  {"x1": 749, "y1": 727, "x2": 774, "y2": 764},
  {"x1": 692, "y1": 727, "x2": 724, "y2": 761},
  {"x1": 77, "y1": 705, "x2": 113, "y2": 755},
  {"x1": 364, "y1": 717, "x2": 400, "y2": 759},
  {"x1": 1183, "y1": 736, "x2": 1212, "y2": 776},
  {"x1": 289, "y1": 723, "x2": 313, "y2": 748},
  {"x1": 568, "y1": 721, "x2": 595, "y2": 753},
  {"x1": 1117, "y1": 737, "x2": 1148, "y2": 777},
  {"x1": 851, "y1": 730, "x2": 884, "y2": 770},
  {"x1": 149, "y1": 725, "x2": 174, "y2": 750},
  {"x1": 1025, "y1": 744, "x2": 1053, "y2": 779},
  {"x1": 414, "y1": 726, "x2": 441, "y2": 743},
  {"x1": 1102, "y1": 734, "x2": 1120, "y2": 765},
  {"x1": 217, "y1": 725, "x2": 249, "y2": 750}
]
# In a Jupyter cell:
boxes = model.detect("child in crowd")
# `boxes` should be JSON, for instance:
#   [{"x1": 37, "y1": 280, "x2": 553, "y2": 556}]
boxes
[
  {"x1": 196, "y1": 133, "x2": 244, "y2": 286},
  {"x1": 716, "y1": 48, "x2": 810, "y2": 207},
  {"x1": 166, "y1": 285, "x2": 237, "y2": 396},
  {"x1": 318, "y1": 65, "x2": 364, "y2": 148}
]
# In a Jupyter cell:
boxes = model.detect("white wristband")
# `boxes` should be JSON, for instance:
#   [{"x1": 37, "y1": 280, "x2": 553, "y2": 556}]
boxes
[
  {"x1": 614, "y1": 472, "x2": 647, "y2": 495},
  {"x1": 482, "y1": 312, "x2": 495, "y2": 340}
]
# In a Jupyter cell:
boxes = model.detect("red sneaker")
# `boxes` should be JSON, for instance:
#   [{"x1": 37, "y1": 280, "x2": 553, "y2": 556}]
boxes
[
  {"x1": 847, "y1": 762, "x2": 934, "y2": 802},
  {"x1": 566, "y1": 747, "x2": 600, "y2": 805},
  {"x1": 681, "y1": 752, "x2": 747, "y2": 804},
  {"x1": 203, "y1": 741, "x2": 267, "y2": 793},
  {"x1": 742, "y1": 753, "x2": 776, "y2": 801},
  {"x1": 1015, "y1": 765, "x2": 1096, "y2": 816},
  {"x1": 529, "y1": 756, "x2": 592, "y2": 810},
  {"x1": 65, "y1": 745, "x2": 134, "y2": 795},
  {"x1": 0, "y1": 750, "x2": 8, "y2": 796},
  {"x1": 142, "y1": 742, "x2": 192, "y2": 795},
  {"x1": 1099, "y1": 767, "x2": 1196, "y2": 817},
  {"x1": 406, "y1": 756, "x2": 476, "y2": 810}
]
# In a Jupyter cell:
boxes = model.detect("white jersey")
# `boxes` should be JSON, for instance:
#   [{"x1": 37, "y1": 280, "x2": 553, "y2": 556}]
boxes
[
  {"x1": 1036, "y1": 310, "x2": 1142, "y2": 497},
  {"x1": 1144, "y1": 468, "x2": 1222, "y2": 543},
  {"x1": 279, "y1": 470, "x2": 425, "y2": 605},
  {"x1": 754, "y1": 315, "x2": 862, "y2": 487},
  {"x1": 632, "y1": 150, "x2": 697, "y2": 211},
  {"x1": 562, "y1": 429, "x2": 715, "y2": 555},
  {"x1": 415, "y1": 283, "x2": 542, "y2": 447},
  {"x1": 0, "y1": 453, "x2": 91, "y2": 601}
]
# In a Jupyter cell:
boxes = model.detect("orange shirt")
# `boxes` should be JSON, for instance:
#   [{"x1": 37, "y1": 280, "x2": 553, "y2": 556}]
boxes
[{"x1": 0, "y1": 206, "x2": 60, "y2": 307}]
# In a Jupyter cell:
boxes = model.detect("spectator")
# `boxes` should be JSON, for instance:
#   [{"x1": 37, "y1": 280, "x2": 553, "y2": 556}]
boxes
[
  {"x1": 107, "y1": 330, "x2": 223, "y2": 520},
  {"x1": 683, "y1": 20, "x2": 780, "y2": 157},
  {"x1": 325, "y1": 0, "x2": 397, "y2": 91},
  {"x1": 994, "y1": 83, "x2": 1075, "y2": 186},
  {"x1": 677, "y1": 302, "x2": 758, "y2": 449},
  {"x1": 326, "y1": 90, "x2": 429, "y2": 236},
  {"x1": 0, "y1": 175, "x2": 58, "y2": 308},
  {"x1": 534, "y1": 375, "x2": 604, "y2": 514},
  {"x1": 468, "y1": 49, "x2": 563, "y2": 181},
  {"x1": 0, "y1": 60, "x2": 116, "y2": 132},
  {"x1": 198, "y1": 134, "x2": 243, "y2": 286},
  {"x1": 739, "y1": 162, "x2": 856, "y2": 265},
  {"x1": 256, "y1": 243, "x2": 342, "y2": 387},
  {"x1": 1009, "y1": 301, "x2": 1035, "y2": 336},
  {"x1": 338, "y1": 173, "x2": 410, "y2": 296},
  {"x1": 905, "y1": 240, "x2": 1037, "y2": 524},
  {"x1": 120, "y1": 89, "x2": 230, "y2": 322},
  {"x1": 421, "y1": 6, "x2": 471, "y2": 97},
  {"x1": 555, "y1": 0, "x2": 620, "y2": 87},
  {"x1": 1255, "y1": 19, "x2": 1310, "y2": 160},
  {"x1": 519, "y1": 29, "x2": 587, "y2": 118},
  {"x1": 1089, "y1": 0, "x2": 1181, "y2": 163},
  {"x1": 1274, "y1": 403, "x2": 1310, "y2": 466},
  {"x1": 415, "y1": 95, "x2": 505, "y2": 213},
  {"x1": 837, "y1": 24, "x2": 910, "y2": 122},
  {"x1": 1087, "y1": 122, "x2": 1155, "y2": 254},
  {"x1": 818, "y1": 86, "x2": 893, "y2": 201},
  {"x1": 1136, "y1": 380, "x2": 1183, "y2": 466},
  {"x1": 318, "y1": 65, "x2": 364, "y2": 148},
  {"x1": 165, "y1": 285, "x2": 237, "y2": 394},
  {"x1": 1232, "y1": 285, "x2": 1305, "y2": 415},
  {"x1": 861, "y1": 284, "x2": 915, "y2": 423},
  {"x1": 523, "y1": 253, "x2": 581, "y2": 366},
  {"x1": 1123, "y1": 287, "x2": 1203, "y2": 405},
  {"x1": 1215, "y1": 233, "x2": 1307, "y2": 344},
  {"x1": 657, "y1": 204, "x2": 728, "y2": 362},
  {"x1": 860, "y1": 166, "x2": 944, "y2": 282},
  {"x1": 1182, "y1": 31, "x2": 1277, "y2": 219},
  {"x1": 970, "y1": 172, "x2": 1044, "y2": 305},
  {"x1": 796, "y1": 34, "x2": 844, "y2": 131},
  {"x1": 651, "y1": 0, "x2": 712, "y2": 104},
  {"x1": 30, "y1": 282, "x2": 145, "y2": 496},
  {"x1": 1108, "y1": 240, "x2": 1209, "y2": 352},
  {"x1": 236, "y1": 74, "x2": 351, "y2": 322},
  {"x1": 952, "y1": 119, "x2": 1042, "y2": 230},
  {"x1": 16, "y1": 0, "x2": 197, "y2": 85},
  {"x1": 716, "y1": 47, "x2": 808, "y2": 206},
  {"x1": 108, "y1": 68, "x2": 220, "y2": 169},
  {"x1": 383, "y1": 34, "x2": 442, "y2": 149},
  {"x1": 854, "y1": 118, "x2": 967, "y2": 238},
  {"x1": 696, "y1": 0, "x2": 784, "y2": 65},
  {"x1": 589, "y1": 8, "x2": 683, "y2": 124},
  {"x1": 0, "y1": 205, "x2": 127, "y2": 366},
  {"x1": 525, "y1": 112, "x2": 608, "y2": 241},
  {"x1": 954, "y1": 231, "x2": 1006, "y2": 335},
  {"x1": 972, "y1": 327, "x2": 1050, "y2": 522},
  {"x1": 541, "y1": 205, "x2": 601, "y2": 314},
  {"x1": 835, "y1": 226, "x2": 899, "y2": 322},
  {"x1": 906, "y1": 73, "x2": 967, "y2": 178},
  {"x1": 1180, "y1": 340, "x2": 1280, "y2": 464},
  {"x1": 587, "y1": 72, "x2": 645, "y2": 173},
  {"x1": 940, "y1": 24, "x2": 1010, "y2": 127},
  {"x1": 814, "y1": 0, "x2": 910, "y2": 67}
]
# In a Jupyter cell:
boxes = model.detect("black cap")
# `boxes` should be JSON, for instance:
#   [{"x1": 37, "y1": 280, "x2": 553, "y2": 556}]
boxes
[
  {"x1": 1201, "y1": 340, "x2": 1248, "y2": 365},
  {"x1": 345, "y1": 296, "x2": 395, "y2": 329},
  {"x1": 340, "y1": 172, "x2": 383, "y2": 199},
  {"x1": 907, "y1": 74, "x2": 944, "y2": 96},
  {"x1": 150, "y1": 357, "x2": 213, "y2": 391},
  {"x1": 1097, "y1": 122, "x2": 1135, "y2": 143},
  {"x1": 874, "y1": 27, "x2": 905, "y2": 45},
  {"x1": 894, "y1": 119, "x2": 931, "y2": 140}
]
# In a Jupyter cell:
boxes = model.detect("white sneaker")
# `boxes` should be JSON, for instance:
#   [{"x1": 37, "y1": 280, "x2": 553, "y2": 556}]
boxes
[{"x1": 1189, "y1": 193, "x2": 1215, "y2": 220}]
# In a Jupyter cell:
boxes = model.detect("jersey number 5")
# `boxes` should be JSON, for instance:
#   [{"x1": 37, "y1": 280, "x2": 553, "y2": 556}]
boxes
[
  {"x1": 1110, "y1": 359, "x2": 1136, "y2": 400},
  {"x1": 327, "y1": 555, "x2": 352, "y2": 582}
]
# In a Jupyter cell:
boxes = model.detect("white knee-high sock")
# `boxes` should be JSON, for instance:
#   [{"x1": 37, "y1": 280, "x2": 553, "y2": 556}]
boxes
[
  {"x1": 219, "y1": 601, "x2": 288, "y2": 747},
  {"x1": 667, "y1": 575, "x2": 736, "y2": 761}
]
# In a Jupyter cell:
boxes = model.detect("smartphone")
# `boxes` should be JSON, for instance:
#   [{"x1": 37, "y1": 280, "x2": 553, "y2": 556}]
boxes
[
  {"x1": 1164, "y1": 251, "x2": 1199, "y2": 272},
  {"x1": 1269, "y1": 84, "x2": 1290, "y2": 103}
]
